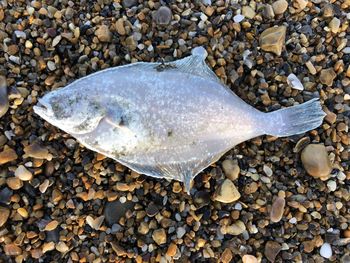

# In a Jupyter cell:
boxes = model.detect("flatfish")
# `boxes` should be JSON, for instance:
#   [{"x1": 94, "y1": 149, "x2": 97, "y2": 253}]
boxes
[{"x1": 34, "y1": 47, "x2": 325, "y2": 192}]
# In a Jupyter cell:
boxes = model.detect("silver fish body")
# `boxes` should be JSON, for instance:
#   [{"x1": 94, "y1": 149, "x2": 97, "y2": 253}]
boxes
[{"x1": 34, "y1": 47, "x2": 325, "y2": 191}]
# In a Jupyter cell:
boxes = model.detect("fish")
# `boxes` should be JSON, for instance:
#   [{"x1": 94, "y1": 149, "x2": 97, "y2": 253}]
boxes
[{"x1": 34, "y1": 47, "x2": 326, "y2": 193}]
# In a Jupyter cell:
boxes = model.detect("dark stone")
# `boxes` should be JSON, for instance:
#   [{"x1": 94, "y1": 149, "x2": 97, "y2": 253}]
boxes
[
  {"x1": 104, "y1": 200, "x2": 134, "y2": 226},
  {"x1": 0, "y1": 187, "x2": 13, "y2": 204}
]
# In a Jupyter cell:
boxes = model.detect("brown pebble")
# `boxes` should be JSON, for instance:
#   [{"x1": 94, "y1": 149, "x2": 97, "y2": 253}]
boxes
[
  {"x1": 42, "y1": 242, "x2": 55, "y2": 253},
  {"x1": 31, "y1": 249, "x2": 43, "y2": 259},
  {"x1": 45, "y1": 220, "x2": 59, "y2": 231},
  {"x1": 214, "y1": 179, "x2": 240, "y2": 203},
  {"x1": 319, "y1": 68, "x2": 336, "y2": 86},
  {"x1": 0, "y1": 146, "x2": 18, "y2": 165},
  {"x1": 272, "y1": 0, "x2": 288, "y2": 15},
  {"x1": 220, "y1": 248, "x2": 233, "y2": 263},
  {"x1": 265, "y1": 241, "x2": 282, "y2": 262},
  {"x1": 17, "y1": 207, "x2": 28, "y2": 218},
  {"x1": 242, "y1": 255, "x2": 259, "y2": 263},
  {"x1": 4, "y1": 244, "x2": 22, "y2": 256},
  {"x1": 152, "y1": 229, "x2": 167, "y2": 245},
  {"x1": 115, "y1": 18, "x2": 126, "y2": 35},
  {"x1": 86, "y1": 215, "x2": 105, "y2": 230},
  {"x1": 245, "y1": 182, "x2": 259, "y2": 194},
  {"x1": 270, "y1": 196, "x2": 285, "y2": 223},
  {"x1": 24, "y1": 142, "x2": 52, "y2": 160},
  {"x1": 95, "y1": 25, "x2": 112, "y2": 43},
  {"x1": 303, "y1": 240, "x2": 315, "y2": 253},
  {"x1": 166, "y1": 243, "x2": 177, "y2": 257},
  {"x1": 7, "y1": 177, "x2": 23, "y2": 190},
  {"x1": 0, "y1": 206, "x2": 10, "y2": 227},
  {"x1": 56, "y1": 242, "x2": 69, "y2": 253},
  {"x1": 0, "y1": 75, "x2": 9, "y2": 118},
  {"x1": 301, "y1": 144, "x2": 332, "y2": 180},
  {"x1": 259, "y1": 26, "x2": 286, "y2": 56}
]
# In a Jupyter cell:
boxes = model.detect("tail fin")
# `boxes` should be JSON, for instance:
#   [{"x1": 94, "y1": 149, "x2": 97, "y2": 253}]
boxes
[{"x1": 264, "y1": 98, "x2": 326, "y2": 137}]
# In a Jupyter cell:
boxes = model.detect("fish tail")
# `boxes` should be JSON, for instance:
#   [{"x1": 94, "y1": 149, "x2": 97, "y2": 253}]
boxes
[{"x1": 264, "y1": 98, "x2": 326, "y2": 137}]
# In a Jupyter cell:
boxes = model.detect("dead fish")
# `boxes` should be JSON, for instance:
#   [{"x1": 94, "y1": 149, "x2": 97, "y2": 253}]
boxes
[{"x1": 34, "y1": 47, "x2": 325, "y2": 192}]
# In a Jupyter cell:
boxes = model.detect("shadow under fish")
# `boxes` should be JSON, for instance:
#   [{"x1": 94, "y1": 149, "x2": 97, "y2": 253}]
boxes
[{"x1": 34, "y1": 47, "x2": 326, "y2": 193}]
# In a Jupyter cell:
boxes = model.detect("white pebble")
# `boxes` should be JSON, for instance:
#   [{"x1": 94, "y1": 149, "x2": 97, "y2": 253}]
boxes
[
  {"x1": 119, "y1": 196, "x2": 126, "y2": 203},
  {"x1": 327, "y1": 180, "x2": 337, "y2": 192},
  {"x1": 287, "y1": 73, "x2": 304, "y2": 90},
  {"x1": 14, "y1": 30, "x2": 27, "y2": 39},
  {"x1": 263, "y1": 165, "x2": 273, "y2": 177},
  {"x1": 234, "y1": 203, "x2": 242, "y2": 210},
  {"x1": 337, "y1": 171, "x2": 346, "y2": 181},
  {"x1": 233, "y1": 14, "x2": 245, "y2": 23},
  {"x1": 176, "y1": 227, "x2": 186, "y2": 239},
  {"x1": 320, "y1": 243, "x2": 332, "y2": 259},
  {"x1": 289, "y1": 217, "x2": 297, "y2": 224},
  {"x1": 342, "y1": 47, "x2": 350, "y2": 54}
]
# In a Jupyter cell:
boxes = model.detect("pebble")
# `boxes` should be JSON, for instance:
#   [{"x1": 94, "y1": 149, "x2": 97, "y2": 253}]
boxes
[
  {"x1": 287, "y1": 73, "x2": 304, "y2": 90},
  {"x1": 272, "y1": 0, "x2": 288, "y2": 15},
  {"x1": 104, "y1": 200, "x2": 134, "y2": 226},
  {"x1": 95, "y1": 25, "x2": 112, "y2": 43},
  {"x1": 17, "y1": 207, "x2": 28, "y2": 218},
  {"x1": 0, "y1": 146, "x2": 17, "y2": 164},
  {"x1": 224, "y1": 220, "x2": 246, "y2": 235},
  {"x1": 45, "y1": 220, "x2": 59, "y2": 231},
  {"x1": 293, "y1": 0, "x2": 308, "y2": 11},
  {"x1": 177, "y1": 227, "x2": 186, "y2": 239},
  {"x1": 233, "y1": 14, "x2": 244, "y2": 23},
  {"x1": 56, "y1": 241, "x2": 69, "y2": 253},
  {"x1": 23, "y1": 142, "x2": 52, "y2": 160},
  {"x1": 0, "y1": 206, "x2": 10, "y2": 227},
  {"x1": 115, "y1": 19, "x2": 126, "y2": 35},
  {"x1": 7, "y1": 177, "x2": 23, "y2": 190},
  {"x1": 222, "y1": 160, "x2": 240, "y2": 180},
  {"x1": 329, "y1": 17, "x2": 340, "y2": 34},
  {"x1": 263, "y1": 4, "x2": 275, "y2": 19},
  {"x1": 4, "y1": 244, "x2": 22, "y2": 256},
  {"x1": 270, "y1": 196, "x2": 285, "y2": 223},
  {"x1": 86, "y1": 215, "x2": 105, "y2": 230},
  {"x1": 15, "y1": 165, "x2": 33, "y2": 181},
  {"x1": 259, "y1": 26, "x2": 286, "y2": 56},
  {"x1": 146, "y1": 203, "x2": 159, "y2": 217},
  {"x1": 327, "y1": 180, "x2": 337, "y2": 192},
  {"x1": 242, "y1": 255, "x2": 259, "y2": 263},
  {"x1": 221, "y1": 248, "x2": 233, "y2": 263},
  {"x1": 320, "y1": 243, "x2": 332, "y2": 259},
  {"x1": 319, "y1": 68, "x2": 336, "y2": 86},
  {"x1": 242, "y1": 6, "x2": 256, "y2": 19},
  {"x1": 0, "y1": 76, "x2": 8, "y2": 118},
  {"x1": 265, "y1": 241, "x2": 282, "y2": 262},
  {"x1": 152, "y1": 229, "x2": 167, "y2": 245},
  {"x1": 122, "y1": 0, "x2": 137, "y2": 8},
  {"x1": 154, "y1": 6, "x2": 172, "y2": 25},
  {"x1": 214, "y1": 179, "x2": 241, "y2": 203},
  {"x1": 138, "y1": 222, "x2": 149, "y2": 235},
  {"x1": 301, "y1": 144, "x2": 332, "y2": 180},
  {"x1": 166, "y1": 243, "x2": 177, "y2": 257}
]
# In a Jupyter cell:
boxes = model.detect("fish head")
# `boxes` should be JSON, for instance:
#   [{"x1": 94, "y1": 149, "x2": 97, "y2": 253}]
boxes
[{"x1": 33, "y1": 89, "x2": 106, "y2": 135}]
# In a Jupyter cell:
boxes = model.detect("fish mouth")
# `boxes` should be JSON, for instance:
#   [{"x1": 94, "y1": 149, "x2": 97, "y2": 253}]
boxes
[{"x1": 33, "y1": 98, "x2": 54, "y2": 117}]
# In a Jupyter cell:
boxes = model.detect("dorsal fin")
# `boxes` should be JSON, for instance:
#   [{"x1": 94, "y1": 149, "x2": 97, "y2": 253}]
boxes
[{"x1": 171, "y1": 46, "x2": 221, "y2": 83}]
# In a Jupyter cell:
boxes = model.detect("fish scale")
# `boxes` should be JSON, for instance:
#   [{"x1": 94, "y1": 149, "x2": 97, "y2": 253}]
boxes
[{"x1": 34, "y1": 47, "x2": 325, "y2": 193}]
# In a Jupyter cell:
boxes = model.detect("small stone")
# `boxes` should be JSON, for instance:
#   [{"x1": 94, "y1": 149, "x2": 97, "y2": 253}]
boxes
[
  {"x1": 115, "y1": 19, "x2": 126, "y2": 35},
  {"x1": 323, "y1": 4, "x2": 334, "y2": 17},
  {"x1": 270, "y1": 196, "x2": 285, "y2": 223},
  {"x1": 220, "y1": 248, "x2": 233, "y2": 263},
  {"x1": 242, "y1": 6, "x2": 256, "y2": 19},
  {"x1": 320, "y1": 243, "x2": 332, "y2": 259},
  {"x1": 293, "y1": 0, "x2": 308, "y2": 11},
  {"x1": 154, "y1": 6, "x2": 172, "y2": 25},
  {"x1": 45, "y1": 220, "x2": 59, "y2": 231},
  {"x1": 0, "y1": 146, "x2": 17, "y2": 164},
  {"x1": 4, "y1": 244, "x2": 22, "y2": 256},
  {"x1": 15, "y1": 165, "x2": 33, "y2": 181},
  {"x1": 122, "y1": 0, "x2": 137, "y2": 8},
  {"x1": 320, "y1": 68, "x2": 336, "y2": 86},
  {"x1": 31, "y1": 248, "x2": 43, "y2": 259},
  {"x1": 17, "y1": 207, "x2": 28, "y2": 218},
  {"x1": 265, "y1": 241, "x2": 282, "y2": 262},
  {"x1": 224, "y1": 220, "x2": 246, "y2": 235},
  {"x1": 233, "y1": 14, "x2": 244, "y2": 23},
  {"x1": 52, "y1": 35, "x2": 62, "y2": 47},
  {"x1": 56, "y1": 242, "x2": 69, "y2": 253},
  {"x1": 138, "y1": 222, "x2": 149, "y2": 235},
  {"x1": 7, "y1": 177, "x2": 23, "y2": 190},
  {"x1": 214, "y1": 179, "x2": 241, "y2": 203},
  {"x1": 86, "y1": 215, "x2": 105, "y2": 230},
  {"x1": 146, "y1": 203, "x2": 159, "y2": 217},
  {"x1": 24, "y1": 142, "x2": 52, "y2": 160},
  {"x1": 327, "y1": 180, "x2": 337, "y2": 192},
  {"x1": 104, "y1": 200, "x2": 134, "y2": 226},
  {"x1": 287, "y1": 73, "x2": 304, "y2": 90},
  {"x1": 152, "y1": 229, "x2": 167, "y2": 245},
  {"x1": 301, "y1": 144, "x2": 332, "y2": 180},
  {"x1": 259, "y1": 26, "x2": 286, "y2": 56},
  {"x1": 303, "y1": 240, "x2": 315, "y2": 253},
  {"x1": 329, "y1": 17, "x2": 340, "y2": 34},
  {"x1": 341, "y1": 254, "x2": 350, "y2": 263},
  {"x1": 166, "y1": 243, "x2": 177, "y2": 257},
  {"x1": 0, "y1": 207, "x2": 10, "y2": 227},
  {"x1": 272, "y1": 0, "x2": 288, "y2": 15},
  {"x1": 222, "y1": 160, "x2": 240, "y2": 180},
  {"x1": 263, "y1": 165, "x2": 273, "y2": 177},
  {"x1": 95, "y1": 25, "x2": 112, "y2": 43},
  {"x1": 177, "y1": 227, "x2": 186, "y2": 238},
  {"x1": 263, "y1": 4, "x2": 275, "y2": 19},
  {"x1": 0, "y1": 76, "x2": 8, "y2": 118},
  {"x1": 242, "y1": 255, "x2": 259, "y2": 263},
  {"x1": 305, "y1": 61, "x2": 317, "y2": 75}
]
